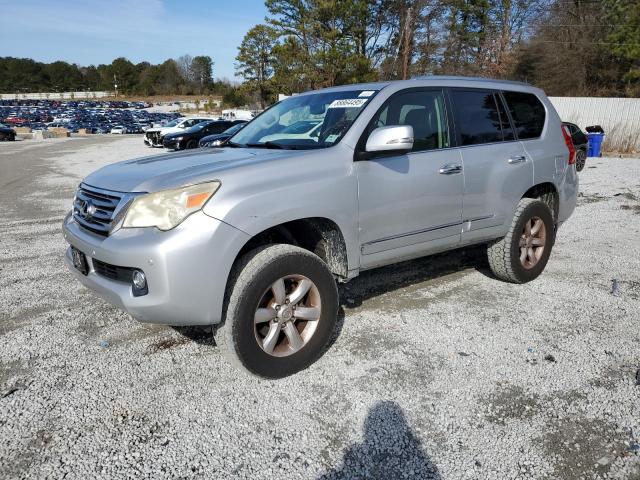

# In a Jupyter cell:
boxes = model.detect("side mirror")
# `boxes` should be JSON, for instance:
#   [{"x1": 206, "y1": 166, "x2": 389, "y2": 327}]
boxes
[{"x1": 366, "y1": 125, "x2": 414, "y2": 153}]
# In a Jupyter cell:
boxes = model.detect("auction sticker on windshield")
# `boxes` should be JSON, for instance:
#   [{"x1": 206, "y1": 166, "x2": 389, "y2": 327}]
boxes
[{"x1": 327, "y1": 98, "x2": 368, "y2": 109}]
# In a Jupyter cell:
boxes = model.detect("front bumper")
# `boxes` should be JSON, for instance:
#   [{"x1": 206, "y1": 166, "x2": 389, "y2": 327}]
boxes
[
  {"x1": 163, "y1": 138, "x2": 181, "y2": 150},
  {"x1": 62, "y1": 211, "x2": 250, "y2": 325}
]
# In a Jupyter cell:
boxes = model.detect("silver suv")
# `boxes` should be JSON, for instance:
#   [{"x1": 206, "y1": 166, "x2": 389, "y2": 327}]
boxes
[{"x1": 63, "y1": 77, "x2": 578, "y2": 378}]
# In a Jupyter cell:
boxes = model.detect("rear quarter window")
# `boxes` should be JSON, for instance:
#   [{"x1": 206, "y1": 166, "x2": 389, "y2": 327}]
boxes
[{"x1": 502, "y1": 91, "x2": 546, "y2": 139}]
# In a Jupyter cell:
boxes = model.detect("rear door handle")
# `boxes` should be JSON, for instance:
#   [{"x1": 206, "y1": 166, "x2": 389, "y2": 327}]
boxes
[
  {"x1": 439, "y1": 164, "x2": 463, "y2": 175},
  {"x1": 508, "y1": 155, "x2": 527, "y2": 164}
]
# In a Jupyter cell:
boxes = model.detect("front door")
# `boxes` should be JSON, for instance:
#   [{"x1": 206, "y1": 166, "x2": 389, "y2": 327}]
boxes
[{"x1": 356, "y1": 89, "x2": 464, "y2": 268}]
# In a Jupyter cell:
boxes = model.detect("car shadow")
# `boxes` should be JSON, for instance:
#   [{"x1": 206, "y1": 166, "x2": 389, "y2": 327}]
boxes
[
  {"x1": 317, "y1": 400, "x2": 441, "y2": 480},
  {"x1": 175, "y1": 245, "x2": 494, "y2": 347},
  {"x1": 338, "y1": 244, "x2": 494, "y2": 309}
]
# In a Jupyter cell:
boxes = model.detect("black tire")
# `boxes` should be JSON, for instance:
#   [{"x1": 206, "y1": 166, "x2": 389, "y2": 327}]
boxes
[
  {"x1": 575, "y1": 149, "x2": 587, "y2": 172},
  {"x1": 216, "y1": 244, "x2": 339, "y2": 378},
  {"x1": 186, "y1": 139, "x2": 197, "y2": 149},
  {"x1": 487, "y1": 198, "x2": 555, "y2": 284}
]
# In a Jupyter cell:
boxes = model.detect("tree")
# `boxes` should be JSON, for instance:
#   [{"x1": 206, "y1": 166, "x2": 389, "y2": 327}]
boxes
[
  {"x1": 191, "y1": 55, "x2": 214, "y2": 92},
  {"x1": 236, "y1": 25, "x2": 279, "y2": 107},
  {"x1": 265, "y1": 0, "x2": 378, "y2": 90},
  {"x1": 605, "y1": 0, "x2": 640, "y2": 94}
]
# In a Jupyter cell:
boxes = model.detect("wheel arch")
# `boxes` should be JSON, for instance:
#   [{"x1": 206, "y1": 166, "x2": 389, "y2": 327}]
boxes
[
  {"x1": 232, "y1": 217, "x2": 350, "y2": 281},
  {"x1": 521, "y1": 182, "x2": 559, "y2": 223}
]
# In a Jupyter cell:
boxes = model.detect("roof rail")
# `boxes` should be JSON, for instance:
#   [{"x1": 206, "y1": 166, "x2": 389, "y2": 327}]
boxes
[{"x1": 411, "y1": 75, "x2": 532, "y2": 87}]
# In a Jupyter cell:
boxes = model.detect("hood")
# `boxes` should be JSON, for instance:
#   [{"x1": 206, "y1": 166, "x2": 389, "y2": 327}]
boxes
[{"x1": 82, "y1": 148, "x2": 297, "y2": 193}]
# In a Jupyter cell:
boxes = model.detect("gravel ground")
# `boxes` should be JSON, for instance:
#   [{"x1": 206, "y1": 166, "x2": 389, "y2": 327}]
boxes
[{"x1": 0, "y1": 136, "x2": 639, "y2": 480}]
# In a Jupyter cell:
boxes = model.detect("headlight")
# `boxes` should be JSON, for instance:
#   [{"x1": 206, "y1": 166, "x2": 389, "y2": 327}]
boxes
[
  {"x1": 122, "y1": 181, "x2": 220, "y2": 231},
  {"x1": 174, "y1": 136, "x2": 183, "y2": 141}
]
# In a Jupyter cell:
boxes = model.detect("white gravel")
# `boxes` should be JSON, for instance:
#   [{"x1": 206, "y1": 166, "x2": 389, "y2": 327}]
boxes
[{"x1": 0, "y1": 137, "x2": 639, "y2": 479}]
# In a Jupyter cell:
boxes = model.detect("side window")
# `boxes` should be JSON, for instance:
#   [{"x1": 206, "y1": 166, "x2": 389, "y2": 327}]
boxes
[
  {"x1": 372, "y1": 90, "x2": 450, "y2": 151},
  {"x1": 502, "y1": 91, "x2": 546, "y2": 139},
  {"x1": 451, "y1": 89, "x2": 504, "y2": 146},
  {"x1": 211, "y1": 123, "x2": 229, "y2": 134}
]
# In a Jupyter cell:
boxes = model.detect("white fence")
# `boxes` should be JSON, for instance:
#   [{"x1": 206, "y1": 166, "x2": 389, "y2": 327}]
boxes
[
  {"x1": 549, "y1": 97, "x2": 640, "y2": 153},
  {"x1": 0, "y1": 91, "x2": 114, "y2": 100}
]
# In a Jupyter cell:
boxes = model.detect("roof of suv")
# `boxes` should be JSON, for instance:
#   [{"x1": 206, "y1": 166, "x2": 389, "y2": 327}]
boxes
[{"x1": 304, "y1": 75, "x2": 536, "y2": 95}]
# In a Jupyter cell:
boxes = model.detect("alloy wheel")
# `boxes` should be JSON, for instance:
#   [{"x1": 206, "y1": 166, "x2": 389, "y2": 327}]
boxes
[
  {"x1": 253, "y1": 275, "x2": 322, "y2": 357},
  {"x1": 519, "y1": 216, "x2": 547, "y2": 269}
]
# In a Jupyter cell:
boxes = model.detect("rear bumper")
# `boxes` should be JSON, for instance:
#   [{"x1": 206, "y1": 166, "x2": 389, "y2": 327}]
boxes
[
  {"x1": 557, "y1": 165, "x2": 579, "y2": 224},
  {"x1": 62, "y1": 211, "x2": 250, "y2": 325}
]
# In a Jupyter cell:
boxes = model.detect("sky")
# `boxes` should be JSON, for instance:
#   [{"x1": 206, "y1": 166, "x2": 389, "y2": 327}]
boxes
[{"x1": 0, "y1": 0, "x2": 269, "y2": 81}]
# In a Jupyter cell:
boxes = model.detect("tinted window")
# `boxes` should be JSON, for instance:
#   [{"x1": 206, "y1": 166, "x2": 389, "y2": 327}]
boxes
[
  {"x1": 451, "y1": 90, "x2": 503, "y2": 146},
  {"x1": 503, "y1": 91, "x2": 545, "y2": 139},
  {"x1": 372, "y1": 90, "x2": 450, "y2": 151}
]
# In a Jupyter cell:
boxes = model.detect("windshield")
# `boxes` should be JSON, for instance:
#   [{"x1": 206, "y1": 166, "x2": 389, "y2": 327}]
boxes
[
  {"x1": 164, "y1": 119, "x2": 180, "y2": 127},
  {"x1": 230, "y1": 89, "x2": 378, "y2": 149}
]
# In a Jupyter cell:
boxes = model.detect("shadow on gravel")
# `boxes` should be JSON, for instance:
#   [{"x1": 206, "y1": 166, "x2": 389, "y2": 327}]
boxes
[
  {"x1": 339, "y1": 245, "x2": 492, "y2": 309},
  {"x1": 318, "y1": 401, "x2": 440, "y2": 480},
  {"x1": 171, "y1": 326, "x2": 215, "y2": 346}
]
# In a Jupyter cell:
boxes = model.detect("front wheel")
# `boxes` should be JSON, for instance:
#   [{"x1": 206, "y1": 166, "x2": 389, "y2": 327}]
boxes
[
  {"x1": 575, "y1": 149, "x2": 587, "y2": 172},
  {"x1": 487, "y1": 198, "x2": 555, "y2": 284},
  {"x1": 216, "y1": 244, "x2": 339, "y2": 378}
]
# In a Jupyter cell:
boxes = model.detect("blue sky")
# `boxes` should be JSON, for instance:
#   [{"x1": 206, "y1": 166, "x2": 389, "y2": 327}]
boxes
[{"x1": 0, "y1": 0, "x2": 269, "y2": 81}]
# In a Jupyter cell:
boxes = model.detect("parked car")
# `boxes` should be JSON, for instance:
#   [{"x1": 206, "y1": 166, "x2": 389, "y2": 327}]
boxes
[
  {"x1": 0, "y1": 123, "x2": 16, "y2": 141},
  {"x1": 258, "y1": 120, "x2": 322, "y2": 143},
  {"x1": 110, "y1": 125, "x2": 127, "y2": 134},
  {"x1": 63, "y1": 77, "x2": 578, "y2": 378},
  {"x1": 163, "y1": 120, "x2": 237, "y2": 150},
  {"x1": 562, "y1": 122, "x2": 588, "y2": 172},
  {"x1": 143, "y1": 117, "x2": 212, "y2": 147},
  {"x1": 199, "y1": 121, "x2": 248, "y2": 147}
]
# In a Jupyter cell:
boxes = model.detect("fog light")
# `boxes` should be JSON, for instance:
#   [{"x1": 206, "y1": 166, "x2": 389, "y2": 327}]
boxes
[
  {"x1": 132, "y1": 270, "x2": 146, "y2": 289},
  {"x1": 132, "y1": 269, "x2": 148, "y2": 296}
]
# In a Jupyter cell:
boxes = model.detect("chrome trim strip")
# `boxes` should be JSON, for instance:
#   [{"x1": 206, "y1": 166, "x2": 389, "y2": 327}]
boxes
[{"x1": 362, "y1": 220, "x2": 463, "y2": 248}]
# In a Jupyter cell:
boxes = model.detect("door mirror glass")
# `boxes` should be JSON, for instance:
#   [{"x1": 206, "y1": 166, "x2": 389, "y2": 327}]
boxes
[{"x1": 366, "y1": 125, "x2": 414, "y2": 152}]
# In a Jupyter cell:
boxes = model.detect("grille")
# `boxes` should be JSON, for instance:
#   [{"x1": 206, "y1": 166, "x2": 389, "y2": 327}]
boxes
[
  {"x1": 92, "y1": 258, "x2": 134, "y2": 283},
  {"x1": 145, "y1": 131, "x2": 162, "y2": 145},
  {"x1": 73, "y1": 184, "x2": 123, "y2": 236}
]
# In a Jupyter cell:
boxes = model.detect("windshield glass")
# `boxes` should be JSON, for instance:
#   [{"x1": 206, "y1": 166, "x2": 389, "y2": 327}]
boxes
[
  {"x1": 164, "y1": 119, "x2": 180, "y2": 127},
  {"x1": 230, "y1": 89, "x2": 377, "y2": 149}
]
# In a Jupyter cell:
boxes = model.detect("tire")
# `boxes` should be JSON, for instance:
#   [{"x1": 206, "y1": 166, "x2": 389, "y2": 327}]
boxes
[
  {"x1": 575, "y1": 149, "x2": 587, "y2": 172},
  {"x1": 487, "y1": 198, "x2": 555, "y2": 284},
  {"x1": 186, "y1": 139, "x2": 197, "y2": 149},
  {"x1": 216, "y1": 244, "x2": 339, "y2": 378}
]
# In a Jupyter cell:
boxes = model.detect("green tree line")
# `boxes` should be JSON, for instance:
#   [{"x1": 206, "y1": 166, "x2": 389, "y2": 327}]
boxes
[
  {"x1": 0, "y1": 55, "x2": 217, "y2": 96},
  {"x1": 2, "y1": 0, "x2": 638, "y2": 106},
  {"x1": 236, "y1": 0, "x2": 640, "y2": 106}
]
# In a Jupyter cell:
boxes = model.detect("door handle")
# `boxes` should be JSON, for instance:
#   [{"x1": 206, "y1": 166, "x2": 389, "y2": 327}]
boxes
[
  {"x1": 439, "y1": 164, "x2": 463, "y2": 175},
  {"x1": 508, "y1": 155, "x2": 527, "y2": 164}
]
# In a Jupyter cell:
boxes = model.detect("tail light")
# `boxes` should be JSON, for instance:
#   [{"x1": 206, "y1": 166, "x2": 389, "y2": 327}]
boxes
[{"x1": 561, "y1": 125, "x2": 576, "y2": 165}]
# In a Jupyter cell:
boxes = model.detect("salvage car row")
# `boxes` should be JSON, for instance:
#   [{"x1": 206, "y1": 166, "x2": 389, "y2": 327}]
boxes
[
  {"x1": 144, "y1": 117, "x2": 250, "y2": 150},
  {"x1": 0, "y1": 99, "x2": 179, "y2": 136}
]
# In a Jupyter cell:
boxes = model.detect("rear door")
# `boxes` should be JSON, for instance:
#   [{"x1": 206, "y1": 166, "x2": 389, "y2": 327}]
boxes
[
  {"x1": 450, "y1": 89, "x2": 533, "y2": 244},
  {"x1": 356, "y1": 88, "x2": 464, "y2": 267}
]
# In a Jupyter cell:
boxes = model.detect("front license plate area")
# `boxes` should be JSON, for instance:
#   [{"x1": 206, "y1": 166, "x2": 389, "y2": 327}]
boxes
[{"x1": 71, "y1": 247, "x2": 89, "y2": 276}]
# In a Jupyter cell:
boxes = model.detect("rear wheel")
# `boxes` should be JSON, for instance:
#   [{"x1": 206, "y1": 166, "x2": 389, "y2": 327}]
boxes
[
  {"x1": 575, "y1": 149, "x2": 587, "y2": 172},
  {"x1": 487, "y1": 198, "x2": 555, "y2": 283},
  {"x1": 216, "y1": 244, "x2": 338, "y2": 378}
]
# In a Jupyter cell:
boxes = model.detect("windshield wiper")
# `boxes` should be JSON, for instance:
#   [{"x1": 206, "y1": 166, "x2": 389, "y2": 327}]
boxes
[
  {"x1": 226, "y1": 141, "x2": 242, "y2": 148},
  {"x1": 246, "y1": 141, "x2": 289, "y2": 150}
]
